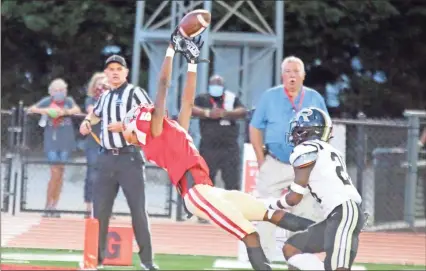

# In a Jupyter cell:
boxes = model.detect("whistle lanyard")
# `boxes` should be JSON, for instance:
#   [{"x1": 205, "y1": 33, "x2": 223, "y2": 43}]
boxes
[
  {"x1": 209, "y1": 96, "x2": 225, "y2": 109},
  {"x1": 286, "y1": 88, "x2": 305, "y2": 112}
]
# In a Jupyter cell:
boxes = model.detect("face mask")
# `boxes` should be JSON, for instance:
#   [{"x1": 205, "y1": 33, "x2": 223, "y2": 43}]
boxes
[
  {"x1": 52, "y1": 92, "x2": 66, "y2": 102},
  {"x1": 208, "y1": 85, "x2": 224, "y2": 97}
]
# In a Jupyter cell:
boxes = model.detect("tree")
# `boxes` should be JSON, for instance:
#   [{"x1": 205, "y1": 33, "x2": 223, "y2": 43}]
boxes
[
  {"x1": 282, "y1": 0, "x2": 426, "y2": 117},
  {"x1": 1, "y1": 0, "x2": 137, "y2": 107},
  {"x1": 2, "y1": 0, "x2": 425, "y2": 117}
]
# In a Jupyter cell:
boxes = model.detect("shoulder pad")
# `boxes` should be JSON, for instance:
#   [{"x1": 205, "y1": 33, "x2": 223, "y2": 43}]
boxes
[{"x1": 290, "y1": 144, "x2": 319, "y2": 168}]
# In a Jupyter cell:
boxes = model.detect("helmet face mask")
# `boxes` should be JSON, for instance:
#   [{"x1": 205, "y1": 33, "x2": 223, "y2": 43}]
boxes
[{"x1": 287, "y1": 107, "x2": 332, "y2": 146}]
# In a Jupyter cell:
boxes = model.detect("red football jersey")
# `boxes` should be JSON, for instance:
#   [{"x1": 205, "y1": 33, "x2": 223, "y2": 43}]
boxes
[{"x1": 134, "y1": 105, "x2": 210, "y2": 187}]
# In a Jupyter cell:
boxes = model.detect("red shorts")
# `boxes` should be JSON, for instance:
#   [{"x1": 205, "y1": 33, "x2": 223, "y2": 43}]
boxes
[{"x1": 177, "y1": 164, "x2": 213, "y2": 197}]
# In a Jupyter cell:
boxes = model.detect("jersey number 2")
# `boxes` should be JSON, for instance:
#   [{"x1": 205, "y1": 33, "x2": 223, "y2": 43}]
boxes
[{"x1": 330, "y1": 152, "x2": 352, "y2": 185}]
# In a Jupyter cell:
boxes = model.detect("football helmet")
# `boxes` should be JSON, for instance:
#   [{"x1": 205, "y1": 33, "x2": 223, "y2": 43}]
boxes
[
  {"x1": 122, "y1": 104, "x2": 153, "y2": 145},
  {"x1": 122, "y1": 105, "x2": 141, "y2": 132},
  {"x1": 288, "y1": 107, "x2": 332, "y2": 145}
]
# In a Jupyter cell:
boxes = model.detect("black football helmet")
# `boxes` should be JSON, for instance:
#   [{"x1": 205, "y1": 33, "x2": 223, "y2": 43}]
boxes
[{"x1": 287, "y1": 107, "x2": 332, "y2": 145}]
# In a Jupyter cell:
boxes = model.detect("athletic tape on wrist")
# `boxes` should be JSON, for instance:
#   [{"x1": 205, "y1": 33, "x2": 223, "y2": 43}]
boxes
[
  {"x1": 166, "y1": 47, "x2": 175, "y2": 58},
  {"x1": 188, "y1": 63, "x2": 197, "y2": 73},
  {"x1": 290, "y1": 182, "x2": 309, "y2": 195},
  {"x1": 279, "y1": 193, "x2": 293, "y2": 209}
]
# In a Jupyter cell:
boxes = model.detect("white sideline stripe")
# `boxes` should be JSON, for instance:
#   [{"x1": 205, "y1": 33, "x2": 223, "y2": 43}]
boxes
[
  {"x1": 1, "y1": 259, "x2": 30, "y2": 264},
  {"x1": 1, "y1": 253, "x2": 82, "y2": 262},
  {"x1": 213, "y1": 259, "x2": 367, "y2": 270},
  {"x1": 213, "y1": 259, "x2": 288, "y2": 269},
  {"x1": 2, "y1": 252, "x2": 367, "y2": 270}
]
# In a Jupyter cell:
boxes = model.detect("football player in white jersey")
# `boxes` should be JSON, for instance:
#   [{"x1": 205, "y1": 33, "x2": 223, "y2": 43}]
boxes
[{"x1": 268, "y1": 107, "x2": 364, "y2": 270}]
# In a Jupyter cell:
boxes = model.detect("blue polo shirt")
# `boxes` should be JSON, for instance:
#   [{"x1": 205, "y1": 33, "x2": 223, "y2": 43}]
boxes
[{"x1": 250, "y1": 85, "x2": 329, "y2": 164}]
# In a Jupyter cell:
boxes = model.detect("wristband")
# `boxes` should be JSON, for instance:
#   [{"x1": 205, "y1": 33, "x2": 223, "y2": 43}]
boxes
[
  {"x1": 83, "y1": 119, "x2": 91, "y2": 125},
  {"x1": 279, "y1": 193, "x2": 294, "y2": 209},
  {"x1": 419, "y1": 140, "x2": 424, "y2": 148},
  {"x1": 290, "y1": 182, "x2": 309, "y2": 195},
  {"x1": 188, "y1": 63, "x2": 197, "y2": 73},
  {"x1": 166, "y1": 47, "x2": 175, "y2": 58}
]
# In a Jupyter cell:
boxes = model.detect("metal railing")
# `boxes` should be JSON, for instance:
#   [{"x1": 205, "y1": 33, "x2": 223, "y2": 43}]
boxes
[
  {"x1": 1, "y1": 103, "x2": 174, "y2": 218},
  {"x1": 2, "y1": 102, "x2": 425, "y2": 230}
]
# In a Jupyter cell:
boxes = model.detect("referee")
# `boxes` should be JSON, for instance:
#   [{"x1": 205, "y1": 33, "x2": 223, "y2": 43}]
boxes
[{"x1": 79, "y1": 55, "x2": 157, "y2": 270}]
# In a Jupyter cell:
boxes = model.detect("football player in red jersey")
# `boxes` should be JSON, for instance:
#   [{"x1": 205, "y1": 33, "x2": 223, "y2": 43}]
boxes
[{"x1": 122, "y1": 31, "x2": 315, "y2": 271}]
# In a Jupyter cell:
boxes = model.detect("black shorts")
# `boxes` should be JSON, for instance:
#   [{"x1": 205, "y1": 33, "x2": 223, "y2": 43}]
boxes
[{"x1": 285, "y1": 200, "x2": 364, "y2": 270}]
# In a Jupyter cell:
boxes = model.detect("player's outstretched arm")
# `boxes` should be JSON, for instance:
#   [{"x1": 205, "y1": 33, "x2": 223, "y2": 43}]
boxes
[
  {"x1": 170, "y1": 33, "x2": 208, "y2": 130},
  {"x1": 151, "y1": 44, "x2": 175, "y2": 137},
  {"x1": 178, "y1": 64, "x2": 197, "y2": 131}
]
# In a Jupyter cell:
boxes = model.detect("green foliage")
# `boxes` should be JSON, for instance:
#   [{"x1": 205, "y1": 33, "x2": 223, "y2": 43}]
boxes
[
  {"x1": 1, "y1": 0, "x2": 425, "y2": 117},
  {"x1": 1, "y1": 0, "x2": 136, "y2": 107}
]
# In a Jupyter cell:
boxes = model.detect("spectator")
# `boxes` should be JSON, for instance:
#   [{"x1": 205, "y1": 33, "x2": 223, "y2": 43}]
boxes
[
  {"x1": 82, "y1": 72, "x2": 109, "y2": 217},
  {"x1": 249, "y1": 56, "x2": 328, "y2": 260},
  {"x1": 192, "y1": 74, "x2": 247, "y2": 190},
  {"x1": 28, "y1": 78, "x2": 81, "y2": 218}
]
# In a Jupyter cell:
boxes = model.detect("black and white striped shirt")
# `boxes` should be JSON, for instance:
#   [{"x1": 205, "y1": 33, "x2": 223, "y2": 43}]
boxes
[{"x1": 93, "y1": 82, "x2": 152, "y2": 149}]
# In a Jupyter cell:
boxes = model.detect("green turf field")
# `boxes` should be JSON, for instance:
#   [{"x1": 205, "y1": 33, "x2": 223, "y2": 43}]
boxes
[{"x1": 1, "y1": 247, "x2": 425, "y2": 270}]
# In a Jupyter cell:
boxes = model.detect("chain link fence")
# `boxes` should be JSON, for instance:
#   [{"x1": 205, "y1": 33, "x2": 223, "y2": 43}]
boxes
[
  {"x1": 2, "y1": 104, "x2": 426, "y2": 232},
  {"x1": 2, "y1": 106, "x2": 173, "y2": 218},
  {"x1": 335, "y1": 115, "x2": 425, "y2": 232},
  {"x1": 1, "y1": 109, "x2": 16, "y2": 213}
]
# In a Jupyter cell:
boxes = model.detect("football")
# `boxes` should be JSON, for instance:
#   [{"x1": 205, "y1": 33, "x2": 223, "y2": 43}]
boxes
[{"x1": 178, "y1": 9, "x2": 211, "y2": 38}]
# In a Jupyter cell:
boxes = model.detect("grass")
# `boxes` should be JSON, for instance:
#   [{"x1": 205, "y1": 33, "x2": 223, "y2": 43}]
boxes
[{"x1": 1, "y1": 247, "x2": 425, "y2": 270}]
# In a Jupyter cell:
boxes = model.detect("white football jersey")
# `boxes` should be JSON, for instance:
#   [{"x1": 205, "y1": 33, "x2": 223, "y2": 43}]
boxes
[{"x1": 290, "y1": 139, "x2": 362, "y2": 218}]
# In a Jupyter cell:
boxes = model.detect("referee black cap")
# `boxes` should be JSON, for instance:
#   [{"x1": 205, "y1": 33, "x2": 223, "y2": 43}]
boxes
[{"x1": 105, "y1": 55, "x2": 127, "y2": 69}]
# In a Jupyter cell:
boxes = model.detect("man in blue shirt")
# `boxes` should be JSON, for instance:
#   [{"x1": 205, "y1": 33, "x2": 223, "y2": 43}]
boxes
[{"x1": 249, "y1": 56, "x2": 329, "y2": 261}]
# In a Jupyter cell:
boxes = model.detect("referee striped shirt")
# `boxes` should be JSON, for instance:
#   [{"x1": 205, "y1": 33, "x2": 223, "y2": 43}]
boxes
[{"x1": 93, "y1": 82, "x2": 152, "y2": 149}]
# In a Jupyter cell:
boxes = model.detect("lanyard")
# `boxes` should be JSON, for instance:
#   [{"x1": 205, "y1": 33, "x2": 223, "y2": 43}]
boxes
[
  {"x1": 285, "y1": 88, "x2": 305, "y2": 112},
  {"x1": 209, "y1": 95, "x2": 225, "y2": 109}
]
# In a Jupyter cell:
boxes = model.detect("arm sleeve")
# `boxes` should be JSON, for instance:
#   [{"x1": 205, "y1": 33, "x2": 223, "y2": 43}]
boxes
[
  {"x1": 249, "y1": 92, "x2": 268, "y2": 130},
  {"x1": 36, "y1": 97, "x2": 52, "y2": 108}
]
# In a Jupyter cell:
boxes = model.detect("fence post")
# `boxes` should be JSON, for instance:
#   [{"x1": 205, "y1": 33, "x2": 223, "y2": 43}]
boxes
[
  {"x1": 17, "y1": 101, "x2": 24, "y2": 149},
  {"x1": 403, "y1": 110, "x2": 426, "y2": 227},
  {"x1": 8, "y1": 107, "x2": 17, "y2": 151},
  {"x1": 176, "y1": 195, "x2": 184, "y2": 221},
  {"x1": 356, "y1": 112, "x2": 366, "y2": 201}
]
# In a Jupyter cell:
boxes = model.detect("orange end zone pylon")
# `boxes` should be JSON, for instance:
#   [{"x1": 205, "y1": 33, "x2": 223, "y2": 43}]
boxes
[
  {"x1": 83, "y1": 218, "x2": 134, "y2": 268},
  {"x1": 83, "y1": 218, "x2": 99, "y2": 270}
]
